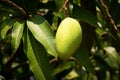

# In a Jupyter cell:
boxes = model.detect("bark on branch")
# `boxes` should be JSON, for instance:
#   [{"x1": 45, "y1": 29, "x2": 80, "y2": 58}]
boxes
[{"x1": 99, "y1": 0, "x2": 119, "y2": 32}]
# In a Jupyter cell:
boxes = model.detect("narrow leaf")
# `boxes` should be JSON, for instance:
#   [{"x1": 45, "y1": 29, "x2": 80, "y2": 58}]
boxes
[
  {"x1": 104, "y1": 46, "x2": 120, "y2": 69},
  {"x1": 11, "y1": 20, "x2": 25, "y2": 53},
  {"x1": 23, "y1": 29, "x2": 53, "y2": 80},
  {"x1": 27, "y1": 15, "x2": 57, "y2": 58},
  {"x1": 0, "y1": 6, "x2": 14, "y2": 13}
]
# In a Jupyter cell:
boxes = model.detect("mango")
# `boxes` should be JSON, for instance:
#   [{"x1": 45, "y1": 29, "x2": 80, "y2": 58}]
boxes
[{"x1": 56, "y1": 17, "x2": 82, "y2": 60}]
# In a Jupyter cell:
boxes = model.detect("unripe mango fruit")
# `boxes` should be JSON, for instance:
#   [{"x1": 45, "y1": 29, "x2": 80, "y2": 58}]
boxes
[{"x1": 56, "y1": 17, "x2": 82, "y2": 60}]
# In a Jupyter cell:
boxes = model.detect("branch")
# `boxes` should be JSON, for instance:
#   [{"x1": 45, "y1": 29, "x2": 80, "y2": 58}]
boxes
[
  {"x1": 50, "y1": 58, "x2": 58, "y2": 64},
  {"x1": 59, "y1": 0, "x2": 69, "y2": 17},
  {"x1": 1, "y1": 0, "x2": 29, "y2": 18},
  {"x1": 99, "y1": 0, "x2": 119, "y2": 32}
]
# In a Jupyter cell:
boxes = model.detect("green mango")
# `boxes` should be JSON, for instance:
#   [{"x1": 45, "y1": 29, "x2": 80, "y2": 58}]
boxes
[{"x1": 56, "y1": 17, "x2": 82, "y2": 60}]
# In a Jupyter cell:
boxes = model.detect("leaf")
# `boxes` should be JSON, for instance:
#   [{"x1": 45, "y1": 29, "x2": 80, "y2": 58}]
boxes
[
  {"x1": 0, "y1": 18, "x2": 16, "y2": 39},
  {"x1": 104, "y1": 46, "x2": 120, "y2": 69},
  {"x1": 55, "y1": 0, "x2": 65, "y2": 10},
  {"x1": 53, "y1": 61, "x2": 76, "y2": 76},
  {"x1": 57, "y1": 10, "x2": 66, "y2": 20},
  {"x1": 0, "y1": 6, "x2": 14, "y2": 13},
  {"x1": 41, "y1": 0, "x2": 48, "y2": 3},
  {"x1": 73, "y1": 44, "x2": 95, "y2": 74},
  {"x1": 11, "y1": 20, "x2": 25, "y2": 53},
  {"x1": 23, "y1": 29, "x2": 53, "y2": 80},
  {"x1": 72, "y1": 4, "x2": 98, "y2": 27},
  {"x1": 65, "y1": 69, "x2": 79, "y2": 79},
  {"x1": 27, "y1": 15, "x2": 57, "y2": 58},
  {"x1": 0, "y1": 11, "x2": 12, "y2": 17},
  {"x1": 0, "y1": 4, "x2": 14, "y2": 17}
]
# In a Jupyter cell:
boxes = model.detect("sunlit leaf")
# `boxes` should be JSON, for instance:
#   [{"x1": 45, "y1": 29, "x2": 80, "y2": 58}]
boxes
[
  {"x1": 41, "y1": 0, "x2": 48, "y2": 3},
  {"x1": 23, "y1": 29, "x2": 53, "y2": 80},
  {"x1": 0, "y1": 75, "x2": 5, "y2": 80},
  {"x1": 105, "y1": 70, "x2": 110, "y2": 80},
  {"x1": 65, "y1": 69, "x2": 79, "y2": 79},
  {"x1": 104, "y1": 46, "x2": 120, "y2": 68},
  {"x1": 11, "y1": 20, "x2": 25, "y2": 53},
  {"x1": 27, "y1": 15, "x2": 57, "y2": 58}
]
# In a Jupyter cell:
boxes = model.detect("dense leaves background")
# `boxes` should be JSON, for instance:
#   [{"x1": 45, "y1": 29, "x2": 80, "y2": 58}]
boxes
[{"x1": 0, "y1": 0, "x2": 120, "y2": 80}]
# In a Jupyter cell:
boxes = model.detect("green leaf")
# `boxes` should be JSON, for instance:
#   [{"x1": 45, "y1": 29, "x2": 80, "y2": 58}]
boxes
[
  {"x1": 0, "y1": 4, "x2": 14, "y2": 17},
  {"x1": 0, "y1": 5, "x2": 14, "y2": 14},
  {"x1": 0, "y1": 18, "x2": 16, "y2": 39},
  {"x1": 65, "y1": 69, "x2": 79, "y2": 79},
  {"x1": 72, "y1": 4, "x2": 98, "y2": 27},
  {"x1": 104, "y1": 46, "x2": 120, "y2": 69},
  {"x1": 73, "y1": 44, "x2": 95, "y2": 74},
  {"x1": 41, "y1": 0, "x2": 48, "y2": 3},
  {"x1": 55, "y1": 0, "x2": 65, "y2": 10},
  {"x1": 23, "y1": 29, "x2": 53, "y2": 80},
  {"x1": 53, "y1": 61, "x2": 75, "y2": 76},
  {"x1": 27, "y1": 15, "x2": 57, "y2": 58},
  {"x1": 11, "y1": 20, "x2": 25, "y2": 53}
]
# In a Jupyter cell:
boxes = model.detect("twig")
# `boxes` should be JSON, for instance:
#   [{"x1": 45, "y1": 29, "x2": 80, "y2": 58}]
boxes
[
  {"x1": 50, "y1": 58, "x2": 58, "y2": 64},
  {"x1": 99, "y1": 0, "x2": 119, "y2": 32},
  {"x1": 59, "y1": 0, "x2": 69, "y2": 17},
  {"x1": 1, "y1": 0, "x2": 29, "y2": 18}
]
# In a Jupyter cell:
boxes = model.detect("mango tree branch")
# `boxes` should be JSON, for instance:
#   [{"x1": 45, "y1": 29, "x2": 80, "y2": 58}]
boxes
[
  {"x1": 59, "y1": 0, "x2": 69, "y2": 17},
  {"x1": 99, "y1": 0, "x2": 119, "y2": 32},
  {"x1": 1, "y1": 0, "x2": 29, "y2": 18}
]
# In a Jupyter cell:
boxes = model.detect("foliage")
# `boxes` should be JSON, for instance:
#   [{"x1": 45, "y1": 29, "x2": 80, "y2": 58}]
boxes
[{"x1": 0, "y1": 0, "x2": 120, "y2": 80}]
